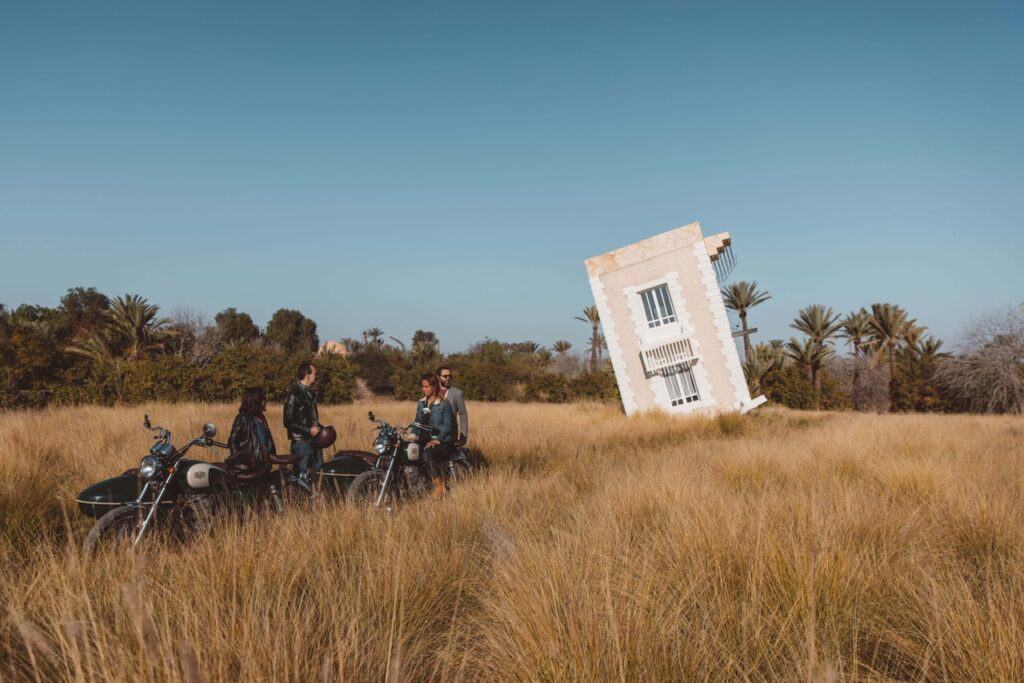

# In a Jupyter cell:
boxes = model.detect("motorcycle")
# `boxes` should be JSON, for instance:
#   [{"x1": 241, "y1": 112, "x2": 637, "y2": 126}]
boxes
[
  {"x1": 77, "y1": 415, "x2": 308, "y2": 553},
  {"x1": 347, "y1": 411, "x2": 473, "y2": 509}
]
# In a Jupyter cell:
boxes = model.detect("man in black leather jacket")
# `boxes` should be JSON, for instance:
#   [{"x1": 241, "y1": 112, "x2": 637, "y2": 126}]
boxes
[{"x1": 283, "y1": 362, "x2": 323, "y2": 481}]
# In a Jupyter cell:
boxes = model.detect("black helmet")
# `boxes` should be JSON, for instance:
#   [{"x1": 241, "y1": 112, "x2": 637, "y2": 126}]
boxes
[{"x1": 312, "y1": 425, "x2": 337, "y2": 449}]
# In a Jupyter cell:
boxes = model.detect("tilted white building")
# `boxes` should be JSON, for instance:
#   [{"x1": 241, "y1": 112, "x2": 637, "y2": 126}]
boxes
[{"x1": 584, "y1": 221, "x2": 766, "y2": 416}]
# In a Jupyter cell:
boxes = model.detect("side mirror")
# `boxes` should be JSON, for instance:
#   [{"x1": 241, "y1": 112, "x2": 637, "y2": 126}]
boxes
[
  {"x1": 203, "y1": 423, "x2": 217, "y2": 438},
  {"x1": 143, "y1": 415, "x2": 151, "y2": 429},
  {"x1": 368, "y1": 411, "x2": 376, "y2": 422}
]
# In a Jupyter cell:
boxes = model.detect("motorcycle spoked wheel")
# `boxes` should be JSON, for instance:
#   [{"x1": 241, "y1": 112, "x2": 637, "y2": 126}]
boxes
[
  {"x1": 146, "y1": 479, "x2": 235, "y2": 545},
  {"x1": 347, "y1": 470, "x2": 399, "y2": 509},
  {"x1": 83, "y1": 505, "x2": 145, "y2": 556}
]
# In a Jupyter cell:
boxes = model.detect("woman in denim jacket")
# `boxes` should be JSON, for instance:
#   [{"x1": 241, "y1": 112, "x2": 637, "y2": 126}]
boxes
[{"x1": 413, "y1": 372, "x2": 454, "y2": 497}]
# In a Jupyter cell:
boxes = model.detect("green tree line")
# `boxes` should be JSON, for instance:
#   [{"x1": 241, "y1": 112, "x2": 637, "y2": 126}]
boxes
[
  {"x1": 724, "y1": 281, "x2": 1023, "y2": 414},
  {"x1": 0, "y1": 288, "x2": 619, "y2": 409}
]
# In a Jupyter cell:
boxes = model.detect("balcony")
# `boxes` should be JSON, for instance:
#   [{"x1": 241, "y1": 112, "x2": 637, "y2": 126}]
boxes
[
  {"x1": 639, "y1": 335, "x2": 699, "y2": 376},
  {"x1": 704, "y1": 232, "x2": 736, "y2": 282}
]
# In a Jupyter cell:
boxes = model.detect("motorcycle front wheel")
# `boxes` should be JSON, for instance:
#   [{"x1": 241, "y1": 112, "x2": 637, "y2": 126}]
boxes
[
  {"x1": 347, "y1": 470, "x2": 397, "y2": 508},
  {"x1": 83, "y1": 505, "x2": 144, "y2": 555}
]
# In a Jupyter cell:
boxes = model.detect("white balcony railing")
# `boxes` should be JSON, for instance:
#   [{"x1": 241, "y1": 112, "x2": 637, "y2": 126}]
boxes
[{"x1": 639, "y1": 336, "x2": 699, "y2": 375}]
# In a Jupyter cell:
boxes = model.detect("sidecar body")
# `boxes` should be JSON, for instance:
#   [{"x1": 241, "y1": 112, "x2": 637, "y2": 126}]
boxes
[
  {"x1": 318, "y1": 451, "x2": 375, "y2": 493},
  {"x1": 76, "y1": 471, "x2": 148, "y2": 518}
]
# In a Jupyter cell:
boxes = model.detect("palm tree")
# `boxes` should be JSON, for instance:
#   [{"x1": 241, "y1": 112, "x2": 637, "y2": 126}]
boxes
[
  {"x1": 790, "y1": 305, "x2": 842, "y2": 395},
  {"x1": 362, "y1": 327, "x2": 385, "y2": 349},
  {"x1": 839, "y1": 308, "x2": 873, "y2": 358},
  {"x1": 411, "y1": 333, "x2": 439, "y2": 364},
  {"x1": 868, "y1": 302, "x2": 915, "y2": 402},
  {"x1": 785, "y1": 337, "x2": 819, "y2": 384},
  {"x1": 535, "y1": 348, "x2": 553, "y2": 367},
  {"x1": 341, "y1": 337, "x2": 364, "y2": 354},
  {"x1": 916, "y1": 336, "x2": 944, "y2": 361},
  {"x1": 791, "y1": 305, "x2": 842, "y2": 348},
  {"x1": 785, "y1": 336, "x2": 835, "y2": 407},
  {"x1": 552, "y1": 340, "x2": 573, "y2": 355},
  {"x1": 105, "y1": 294, "x2": 171, "y2": 361},
  {"x1": 511, "y1": 341, "x2": 541, "y2": 354},
  {"x1": 721, "y1": 281, "x2": 771, "y2": 363},
  {"x1": 66, "y1": 330, "x2": 118, "y2": 366},
  {"x1": 743, "y1": 342, "x2": 784, "y2": 394},
  {"x1": 586, "y1": 333, "x2": 607, "y2": 367},
  {"x1": 901, "y1": 323, "x2": 929, "y2": 358},
  {"x1": 575, "y1": 306, "x2": 602, "y2": 372},
  {"x1": 840, "y1": 308, "x2": 874, "y2": 409}
]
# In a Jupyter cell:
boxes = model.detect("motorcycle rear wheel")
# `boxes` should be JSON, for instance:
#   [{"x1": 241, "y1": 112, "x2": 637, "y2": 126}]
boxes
[
  {"x1": 347, "y1": 470, "x2": 396, "y2": 508},
  {"x1": 83, "y1": 505, "x2": 144, "y2": 555}
]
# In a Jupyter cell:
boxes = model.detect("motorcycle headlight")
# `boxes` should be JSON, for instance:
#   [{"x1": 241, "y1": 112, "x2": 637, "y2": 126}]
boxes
[
  {"x1": 139, "y1": 456, "x2": 159, "y2": 479},
  {"x1": 373, "y1": 437, "x2": 388, "y2": 455}
]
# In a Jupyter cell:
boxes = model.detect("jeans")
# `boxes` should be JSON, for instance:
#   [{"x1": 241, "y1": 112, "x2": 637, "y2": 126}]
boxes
[
  {"x1": 423, "y1": 443, "x2": 454, "y2": 479},
  {"x1": 291, "y1": 439, "x2": 323, "y2": 479}
]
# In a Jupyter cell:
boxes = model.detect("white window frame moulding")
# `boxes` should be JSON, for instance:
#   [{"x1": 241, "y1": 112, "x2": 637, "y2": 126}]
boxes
[{"x1": 624, "y1": 271, "x2": 715, "y2": 414}]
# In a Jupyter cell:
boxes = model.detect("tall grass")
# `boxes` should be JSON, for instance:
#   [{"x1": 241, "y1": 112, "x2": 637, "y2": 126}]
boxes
[{"x1": 1, "y1": 402, "x2": 1023, "y2": 681}]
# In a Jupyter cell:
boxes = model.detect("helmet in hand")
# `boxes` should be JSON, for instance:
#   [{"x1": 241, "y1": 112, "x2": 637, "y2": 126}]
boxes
[{"x1": 312, "y1": 425, "x2": 337, "y2": 449}]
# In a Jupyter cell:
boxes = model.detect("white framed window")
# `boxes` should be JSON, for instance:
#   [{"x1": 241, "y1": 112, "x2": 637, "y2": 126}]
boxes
[
  {"x1": 664, "y1": 365, "x2": 700, "y2": 406},
  {"x1": 639, "y1": 284, "x2": 676, "y2": 328}
]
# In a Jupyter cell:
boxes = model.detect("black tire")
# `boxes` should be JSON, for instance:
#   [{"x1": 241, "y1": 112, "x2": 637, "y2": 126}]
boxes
[
  {"x1": 180, "y1": 494, "x2": 223, "y2": 537},
  {"x1": 84, "y1": 505, "x2": 144, "y2": 555},
  {"x1": 347, "y1": 470, "x2": 394, "y2": 508}
]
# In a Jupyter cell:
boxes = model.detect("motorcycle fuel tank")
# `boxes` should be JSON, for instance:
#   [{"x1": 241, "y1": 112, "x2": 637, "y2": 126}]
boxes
[{"x1": 183, "y1": 462, "x2": 232, "y2": 490}]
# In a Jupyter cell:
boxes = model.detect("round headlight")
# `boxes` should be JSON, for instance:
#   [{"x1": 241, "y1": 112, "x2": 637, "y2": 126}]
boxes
[
  {"x1": 374, "y1": 438, "x2": 388, "y2": 455},
  {"x1": 139, "y1": 456, "x2": 158, "y2": 479}
]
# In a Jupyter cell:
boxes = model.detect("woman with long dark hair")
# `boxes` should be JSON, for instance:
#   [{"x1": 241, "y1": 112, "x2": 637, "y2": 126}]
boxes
[
  {"x1": 228, "y1": 387, "x2": 277, "y2": 467},
  {"x1": 413, "y1": 372, "x2": 454, "y2": 497}
]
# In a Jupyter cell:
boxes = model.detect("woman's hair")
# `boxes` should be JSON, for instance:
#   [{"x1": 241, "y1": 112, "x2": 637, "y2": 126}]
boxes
[
  {"x1": 239, "y1": 387, "x2": 266, "y2": 415},
  {"x1": 420, "y1": 372, "x2": 441, "y2": 400}
]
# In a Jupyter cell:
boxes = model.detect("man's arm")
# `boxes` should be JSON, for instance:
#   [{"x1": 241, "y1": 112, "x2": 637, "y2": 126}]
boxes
[{"x1": 455, "y1": 391, "x2": 468, "y2": 441}]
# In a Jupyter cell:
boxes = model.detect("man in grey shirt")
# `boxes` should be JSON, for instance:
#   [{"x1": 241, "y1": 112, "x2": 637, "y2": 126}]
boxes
[{"x1": 437, "y1": 365, "x2": 468, "y2": 445}]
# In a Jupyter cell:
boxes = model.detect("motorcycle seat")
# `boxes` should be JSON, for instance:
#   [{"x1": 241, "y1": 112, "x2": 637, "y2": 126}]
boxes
[
  {"x1": 269, "y1": 453, "x2": 301, "y2": 466},
  {"x1": 232, "y1": 467, "x2": 270, "y2": 482}
]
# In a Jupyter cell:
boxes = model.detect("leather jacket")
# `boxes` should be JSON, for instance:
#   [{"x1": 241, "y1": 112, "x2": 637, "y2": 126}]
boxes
[
  {"x1": 228, "y1": 412, "x2": 277, "y2": 463},
  {"x1": 283, "y1": 382, "x2": 320, "y2": 442}
]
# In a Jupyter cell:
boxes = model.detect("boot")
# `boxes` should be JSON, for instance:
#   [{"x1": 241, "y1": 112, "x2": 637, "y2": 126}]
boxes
[{"x1": 430, "y1": 476, "x2": 445, "y2": 498}]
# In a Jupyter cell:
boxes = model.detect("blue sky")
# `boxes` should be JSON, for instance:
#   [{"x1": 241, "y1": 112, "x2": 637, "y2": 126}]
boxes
[{"x1": 2, "y1": 1, "x2": 1022, "y2": 355}]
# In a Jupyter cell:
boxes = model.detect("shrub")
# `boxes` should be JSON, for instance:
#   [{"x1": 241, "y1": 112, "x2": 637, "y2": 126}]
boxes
[
  {"x1": 761, "y1": 367, "x2": 817, "y2": 410},
  {"x1": 351, "y1": 348, "x2": 400, "y2": 395},
  {"x1": 122, "y1": 356, "x2": 197, "y2": 404},
  {"x1": 453, "y1": 362, "x2": 517, "y2": 402},
  {"x1": 201, "y1": 345, "x2": 289, "y2": 403},
  {"x1": 525, "y1": 373, "x2": 572, "y2": 403},
  {"x1": 312, "y1": 353, "x2": 357, "y2": 404},
  {"x1": 570, "y1": 371, "x2": 620, "y2": 402},
  {"x1": 392, "y1": 367, "x2": 427, "y2": 401}
]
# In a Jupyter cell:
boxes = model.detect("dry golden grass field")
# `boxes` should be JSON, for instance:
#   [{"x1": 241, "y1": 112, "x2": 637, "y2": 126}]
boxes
[{"x1": 1, "y1": 401, "x2": 1023, "y2": 681}]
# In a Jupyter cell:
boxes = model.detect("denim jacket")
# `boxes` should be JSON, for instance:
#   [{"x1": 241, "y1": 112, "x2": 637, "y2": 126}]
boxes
[{"x1": 414, "y1": 398, "x2": 454, "y2": 443}]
